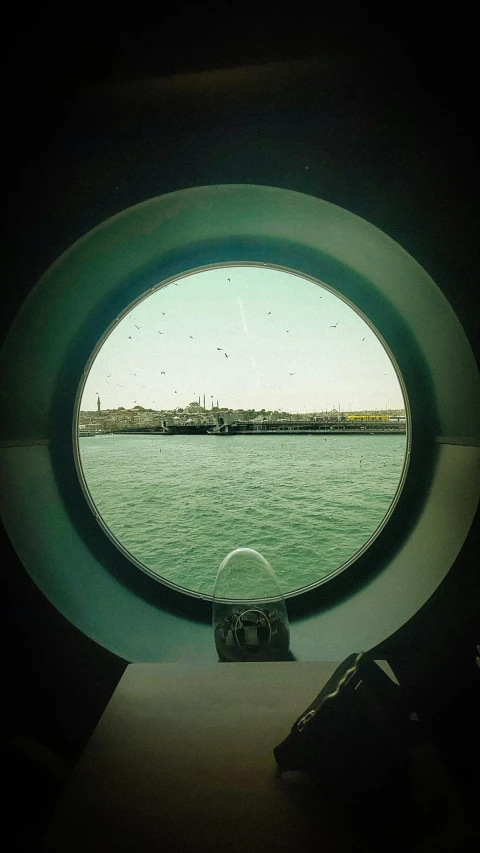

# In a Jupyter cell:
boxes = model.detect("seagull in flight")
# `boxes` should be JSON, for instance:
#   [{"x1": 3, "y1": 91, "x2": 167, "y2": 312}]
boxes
[
  {"x1": 135, "y1": 325, "x2": 141, "y2": 329},
  {"x1": 289, "y1": 373, "x2": 296, "y2": 375},
  {"x1": 162, "y1": 311, "x2": 166, "y2": 315},
  {"x1": 329, "y1": 322, "x2": 339, "y2": 328},
  {"x1": 189, "y1": 335, "x2": 193, "y2": 339},
  {"x1": 161, "y1": 371, "x2": 166, "y2": 375},
  {"x1": 267, "y1": 311, "x2": 271, "y2": 315},
  {"x1": 227, "y1": 278, "x2": 230, "y2": 282},
  {"x1": 158, "y1": 331, "x2": 164, "y2": 334},
  {"x1": 225, "y1": 353, "x2": 229, "y2": 357},
  {"x1": 128, "y1": 336, "x2": 132, "y2": 339},
  {"x1": 217, "y1": 347, "x2": 223, "y2": 351}
]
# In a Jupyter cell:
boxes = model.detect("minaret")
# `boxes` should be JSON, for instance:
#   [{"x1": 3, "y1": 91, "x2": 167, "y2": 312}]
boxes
[
  {"x1": 97, "y1": 395, "x2": 101, "y2": 414},
  {"x1": 216, "y1": 398, "x2": 219, "y2": 409}
]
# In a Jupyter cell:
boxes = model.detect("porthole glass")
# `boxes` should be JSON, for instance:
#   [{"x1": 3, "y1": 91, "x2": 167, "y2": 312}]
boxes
[{"x1": 75, "y1": 264, "x2": 408, "y2": 599}]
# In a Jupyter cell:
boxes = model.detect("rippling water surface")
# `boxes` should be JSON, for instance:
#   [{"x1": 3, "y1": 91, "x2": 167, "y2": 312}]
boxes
[{"x1": 79, "y1": 434, "x2": 407, "y2": 597}]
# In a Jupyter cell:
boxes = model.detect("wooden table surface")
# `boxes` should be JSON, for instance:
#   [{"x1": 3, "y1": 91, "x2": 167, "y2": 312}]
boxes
[{"x1": 42, "y1": 662, "x2": 476, "y2": 852}]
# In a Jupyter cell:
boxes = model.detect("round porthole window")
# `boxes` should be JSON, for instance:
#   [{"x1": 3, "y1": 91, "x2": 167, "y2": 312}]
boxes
[
  {"x1": 76, "y1": 264, "x2": 408, "y2": 599},
  {"x1": 2, "y1": 184, "x2": 477, "y2": 661}
]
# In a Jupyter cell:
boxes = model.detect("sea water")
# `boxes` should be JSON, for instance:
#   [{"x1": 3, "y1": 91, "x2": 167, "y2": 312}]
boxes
[{"x1": 79, "y1": 433, "x2": 407, "y2": 597}]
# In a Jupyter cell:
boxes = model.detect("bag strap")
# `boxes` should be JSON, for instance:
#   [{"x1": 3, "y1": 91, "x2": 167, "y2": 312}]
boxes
[{"x1": 294, "y1": 652, "x2": 363, "y2": 731}]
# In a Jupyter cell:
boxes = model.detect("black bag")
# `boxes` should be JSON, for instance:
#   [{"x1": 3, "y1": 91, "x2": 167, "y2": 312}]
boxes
[{"x1": 274, "y1": 652, "x2": 416, "y2": 802}]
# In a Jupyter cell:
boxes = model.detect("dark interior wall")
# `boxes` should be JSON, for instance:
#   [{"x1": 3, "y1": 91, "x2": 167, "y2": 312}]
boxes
[{"x1": 1, "y1": 13, "x2": 479, "y2": 799}]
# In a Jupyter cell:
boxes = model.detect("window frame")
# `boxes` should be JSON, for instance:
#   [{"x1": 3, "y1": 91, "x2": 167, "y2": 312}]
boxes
[{"x1": 1, "y1": 185, "x2": 478, "y2": 660}]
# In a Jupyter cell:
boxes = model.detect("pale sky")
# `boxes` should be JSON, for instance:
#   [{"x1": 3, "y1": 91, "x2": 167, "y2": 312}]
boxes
[{"x1": 80, "y1": 265, "x2": 405, "y2": 413}]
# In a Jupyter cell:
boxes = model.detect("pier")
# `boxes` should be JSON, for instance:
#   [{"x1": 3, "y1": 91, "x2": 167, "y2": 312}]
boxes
[
  {"x1": 206, "y1": 419, "x2": 406, "y2": 436},
  {"x1": 111, "y1": 418, "x2": 406, "y2": 436}
]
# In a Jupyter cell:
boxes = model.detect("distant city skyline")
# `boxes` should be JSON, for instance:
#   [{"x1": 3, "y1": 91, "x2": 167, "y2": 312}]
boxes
[
  {"x1": 81, "y1": 399, "x2": 405, "y2": 415},
  {"x1": 80, "y1": 266, "x2": 406, "y2": 414}
]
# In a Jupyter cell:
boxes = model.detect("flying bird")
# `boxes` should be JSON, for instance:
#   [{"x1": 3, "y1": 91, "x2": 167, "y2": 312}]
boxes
[
  {"x1": 189, "y1": 335, "x2": 193, "y2": 339},
  {"x1": 128, "y1": 336, "x2": 132, "y2": 339},
  {"x1": 362, "y1": 337, "x2": 365, "y2": 341},
  {"x1": 162, "y1": 311, "x2": 166, "y2": 315},
  {"x1": 227, "y1": 278, "x2": 230, "y2": 282},
  {"x1": 135, "y1": 325, "x2": 141, "y2": 329},
  {"x1": 158, "y1": 331, "x2": 164, "y2": 334},
  {"x1": 289, "y1": 373, "x2": 296, "y2": 375},
  {"x1": 329, "y1": 322, "x2": 339, "y2": 328},
  {"x1": 161, "y1": 371, "x2": 166, "y2": 375},
  {"x1": 267, "y1": 311, "x2": 271, "y2": 315},
  {"x1": 217, "y1": 347, "x2": 223, "y2": 351},
  {"x1": 225, "y1": 353, "x2": 229, "y2": 357}
]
